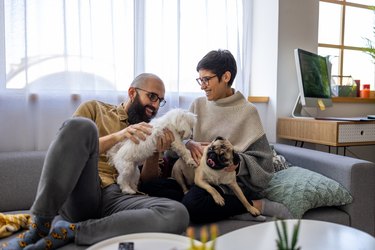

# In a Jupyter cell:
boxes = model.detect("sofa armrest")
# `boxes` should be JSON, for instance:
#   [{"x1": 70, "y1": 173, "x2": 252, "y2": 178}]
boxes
[
  {"x1": 273, "y1": 143, "x2": 375, "y2": 235},
  {"x1": 0, "y1": 151, "x2": 46, "y2": 212}
]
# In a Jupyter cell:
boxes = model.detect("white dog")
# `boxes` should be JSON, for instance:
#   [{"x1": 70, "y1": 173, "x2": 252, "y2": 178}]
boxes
[{"x1": 107, "y1": 109, "x2": 197, "y2": 194}]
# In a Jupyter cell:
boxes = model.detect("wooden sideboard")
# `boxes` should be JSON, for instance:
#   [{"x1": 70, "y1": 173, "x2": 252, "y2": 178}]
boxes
[{"x1": 277, "y1": 117, "x2": 375, "y2": 147}]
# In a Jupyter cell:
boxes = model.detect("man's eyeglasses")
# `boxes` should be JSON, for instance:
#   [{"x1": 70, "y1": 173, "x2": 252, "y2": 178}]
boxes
[
  {"x1": 135, "y1": 88, "x2": 166, "y2": 107},
  {"x1": 196, "y1": 75, "x2": 217, "y2": 86}
]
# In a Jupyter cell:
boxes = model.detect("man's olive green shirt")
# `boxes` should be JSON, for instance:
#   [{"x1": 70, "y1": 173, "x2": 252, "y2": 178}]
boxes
[{"x1": 73, "y1": 100, "x2": 129, "y2": 188}]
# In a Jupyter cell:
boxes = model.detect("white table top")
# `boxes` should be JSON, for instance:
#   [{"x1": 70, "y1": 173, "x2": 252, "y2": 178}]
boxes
[
  {"x1": 87, "y1": 220, "x2": 375, "y2": 250},
  {"x1": 86, "y1": 232, "x2": 194, "y2": 250},
  {"x1": 215, "y1": 220, "x2": 375, "y2": 250}
]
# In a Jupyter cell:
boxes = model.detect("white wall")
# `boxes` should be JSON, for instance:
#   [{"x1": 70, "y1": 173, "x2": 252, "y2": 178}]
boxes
[
  {"x1": 250, "y1": 0, "x2": 279, "y2": 143},
  {"x1": 276, "y1": 0, "x2": 319, "y2": 118}
]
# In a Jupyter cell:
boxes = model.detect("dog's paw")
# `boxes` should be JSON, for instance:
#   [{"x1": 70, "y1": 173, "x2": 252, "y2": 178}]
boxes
[
  {"x1": 136, "y1": 191, "x2": 147, "y2": 196},
  {"x1": 212, "y1": 194, "x2": 225, "y2": 206},
  {"x1": 247, "y1": 205, "x2": 261, "y2": 216},
  {"x1": 186, "y1": 159, "x2": 197, "y2": 168},
  {"x1": 120, "y1": 185, "x2": 137, "y2": 194},
  {"x1": 122, "y1": 189, "x2": 137, "y2": 195}
]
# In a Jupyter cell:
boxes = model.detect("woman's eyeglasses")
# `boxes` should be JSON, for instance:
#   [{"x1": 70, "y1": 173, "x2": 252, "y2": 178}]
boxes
[
  {"x1": 135, "y1": 88, "x2": 166, "y2": 107},
  {"x1": 196, "y1": 75, "x2": 217, "y2": 86}
]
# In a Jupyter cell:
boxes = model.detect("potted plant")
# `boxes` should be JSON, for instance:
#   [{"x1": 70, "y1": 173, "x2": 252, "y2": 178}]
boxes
[{"x1": 275, "y1": 219, "x2": 301, "y2": 250}]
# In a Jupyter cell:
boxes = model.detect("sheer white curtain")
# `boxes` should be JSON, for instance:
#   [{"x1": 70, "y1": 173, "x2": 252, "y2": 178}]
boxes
[{"x1": 2, "y1": 0, "x2": 252, "y2": 109}]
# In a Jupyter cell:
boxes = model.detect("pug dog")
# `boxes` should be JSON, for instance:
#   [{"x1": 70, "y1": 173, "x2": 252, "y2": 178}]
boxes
[
  {"x1": 195, "y1": 136, "x2": 261, "y2": 216},
  {"x1": 172, "y1": 136, "x2": 261, "y2": 216}
]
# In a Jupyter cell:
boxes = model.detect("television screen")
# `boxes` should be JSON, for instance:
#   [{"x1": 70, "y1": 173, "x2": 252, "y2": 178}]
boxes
[{"x1": 294, "y1": 48, "x2": 332, "y2": 109}]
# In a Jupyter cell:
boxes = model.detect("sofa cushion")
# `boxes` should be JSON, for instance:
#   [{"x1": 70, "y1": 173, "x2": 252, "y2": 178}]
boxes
[
  {"x1": 264, "y1": 166, "x2": 353, "y2": 219},
  {"x1": 0, "y1": 151, "x2": 45, "y2": 212}
]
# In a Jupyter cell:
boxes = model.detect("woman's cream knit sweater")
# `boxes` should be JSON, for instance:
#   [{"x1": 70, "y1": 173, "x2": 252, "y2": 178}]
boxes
[{"x1": 189, "y1": 90, "x2": 274, "y2": 194}]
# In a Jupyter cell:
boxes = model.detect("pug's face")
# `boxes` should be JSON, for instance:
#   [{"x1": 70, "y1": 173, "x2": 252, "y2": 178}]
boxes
[{"x1": 206, "y1": 136, "x2": 240, "y2": 170}]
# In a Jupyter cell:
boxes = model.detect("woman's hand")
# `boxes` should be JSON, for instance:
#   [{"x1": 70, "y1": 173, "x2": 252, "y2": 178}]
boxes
[
  {"x1": 224, "y1": 163, "x2": 239, "y2": 172},
  {"x1": 186, "y1": 140, "x2": 206, "y2": 165}
]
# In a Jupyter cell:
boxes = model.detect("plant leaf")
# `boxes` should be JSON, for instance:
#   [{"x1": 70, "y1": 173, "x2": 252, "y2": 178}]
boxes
[
  {"x1": 275, "y1": 221, "x2": 286, "y2": 249},
  {"x1": 291, "y1": 220, "x2": 301, "y2": 249},
  {"x1": 362, "y1": 6, "x2": 375, "y2": 63},
  {"x1": 281, "y1": 220, "x2": 288, "y2": 248}
]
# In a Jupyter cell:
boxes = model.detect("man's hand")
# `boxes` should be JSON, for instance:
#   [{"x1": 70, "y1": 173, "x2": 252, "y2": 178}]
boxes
[
  {"x1": 155, "y1": 128, "x2": 175, "y2": 153},
  {"x1": 99, "y1": 122, "x2": 152, "y2": 154},
  {"x1": 141, "y1": 128, "x2": 174, "y2": 182},
  {"x1": 122, "y1": 122, "x2": 152, "y2": 144}
]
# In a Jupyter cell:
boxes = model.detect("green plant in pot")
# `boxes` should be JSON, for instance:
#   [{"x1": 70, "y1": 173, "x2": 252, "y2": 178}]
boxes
[{"x1": 275, "y1": 220, "x2": 301, "y2": 250}]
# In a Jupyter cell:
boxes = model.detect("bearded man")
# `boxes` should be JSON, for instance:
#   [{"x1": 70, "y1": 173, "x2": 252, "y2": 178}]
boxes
[{"x1": 3, "y1": 73, "x2": 189, "y2": 250}]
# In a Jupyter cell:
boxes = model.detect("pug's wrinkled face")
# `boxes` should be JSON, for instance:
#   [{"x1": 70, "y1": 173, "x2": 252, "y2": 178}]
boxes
[{"x1": 206, "y1": 136, "x2": 240, "y2": 170}]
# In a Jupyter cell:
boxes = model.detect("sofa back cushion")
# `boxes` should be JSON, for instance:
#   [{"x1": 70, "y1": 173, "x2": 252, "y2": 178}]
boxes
[{"x1": 0, "y1": 151, "x2": 46, "y2": 212}]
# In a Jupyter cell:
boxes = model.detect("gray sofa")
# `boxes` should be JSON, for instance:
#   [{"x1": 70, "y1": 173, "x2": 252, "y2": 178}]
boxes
[{"x1": 1, "y1": 144, "x2": 374, "y2": 249}]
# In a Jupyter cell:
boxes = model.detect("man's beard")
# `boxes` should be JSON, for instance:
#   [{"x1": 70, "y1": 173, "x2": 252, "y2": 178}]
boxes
[{"x1": 127, "y1": 95, "x2": 157, "y2": 124}]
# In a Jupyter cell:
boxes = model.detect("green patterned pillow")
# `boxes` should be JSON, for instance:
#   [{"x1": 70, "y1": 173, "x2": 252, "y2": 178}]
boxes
[{"x1": 264, "y1": 166, "x2": 353, "y2": 219}]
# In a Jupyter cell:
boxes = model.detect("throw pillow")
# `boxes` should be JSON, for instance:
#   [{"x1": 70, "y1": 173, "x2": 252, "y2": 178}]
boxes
[
  {"x1": 264, "y1": 166, "x2": 353, "y2": 219},
  {"x1": 270, "y1": 144, "x2": 291, "y2": 172}
]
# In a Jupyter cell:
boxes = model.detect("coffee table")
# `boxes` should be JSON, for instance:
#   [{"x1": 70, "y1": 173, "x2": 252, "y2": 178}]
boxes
[
  {"x1": 215, "y1": 219, "x2": 375, "y2": 250},
  {"x1": 87, "y1": 220, "x2": 375, "y2": 250},
  {"x1": 86, "y1": 232, "x2": 194, "y2": 250}
]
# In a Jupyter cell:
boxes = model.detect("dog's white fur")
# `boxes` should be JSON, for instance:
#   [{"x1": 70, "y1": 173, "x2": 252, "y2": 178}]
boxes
[
  {"x1": 173, "y1": 137, "x2": 261, "y2": 216},
  {"x1": 107, "y1": 109, "x2": 197, "y2": 194}
]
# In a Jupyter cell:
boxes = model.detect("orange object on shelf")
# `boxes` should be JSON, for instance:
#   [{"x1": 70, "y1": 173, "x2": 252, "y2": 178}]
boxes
[{"x1": 360, "y1": 84, "x2": 371, "y2": 98}]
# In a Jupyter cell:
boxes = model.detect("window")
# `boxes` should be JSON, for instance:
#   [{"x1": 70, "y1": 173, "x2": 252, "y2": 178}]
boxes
[
  {"x1": 0, "y1": 0, "x2": 251, "y2": 98},
  {"x1": 318, "y1": 0, "x2": 375, "y2": 90}
]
